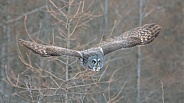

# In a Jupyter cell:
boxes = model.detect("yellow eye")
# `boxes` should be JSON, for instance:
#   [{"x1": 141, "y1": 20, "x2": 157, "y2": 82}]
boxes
[{"x1": 92, "y1": 60, "x2": 96, "y2": 64}]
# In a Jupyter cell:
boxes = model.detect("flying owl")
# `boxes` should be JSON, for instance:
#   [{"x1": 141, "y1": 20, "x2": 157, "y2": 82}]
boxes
[{"x1": 19, "y1": 23, "x2": 161, "y2": 71}]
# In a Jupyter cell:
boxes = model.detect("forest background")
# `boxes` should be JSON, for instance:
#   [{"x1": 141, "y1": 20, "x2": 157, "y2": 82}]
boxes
[{"x1": 0, "y1": 0, "x2": 184, "y2": 103}]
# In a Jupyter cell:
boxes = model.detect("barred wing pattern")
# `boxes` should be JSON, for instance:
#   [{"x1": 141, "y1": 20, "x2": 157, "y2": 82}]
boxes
[
  {"x1": 19, "y1": 39, "x2": 82, "y2": 57},
  {"x1": 19, "y1": 23, "x2": 161, "y2": 71},
  {"x1": 100, "y1": 23, "x2": 161, "y2": 55}
]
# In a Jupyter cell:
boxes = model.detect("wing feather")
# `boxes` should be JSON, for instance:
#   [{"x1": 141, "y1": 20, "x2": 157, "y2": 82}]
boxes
[
  {"x1": 100, "y1": 23, "x2": 161, "y2": 55},
  {"x1": 19, "y1": 39, "x2": 82, "y2": 57}
]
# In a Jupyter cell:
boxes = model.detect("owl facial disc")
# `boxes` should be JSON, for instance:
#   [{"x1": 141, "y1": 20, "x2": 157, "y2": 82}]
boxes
[
  {"x1": 87, "y1": 54, "x2": 103, "y2": 71},
  {"x1": 91, "y1": 59, "x2": 101, "y2": 71},
  {"x1": 81, "y1": 51, "x2": 104, "y2": 71}
]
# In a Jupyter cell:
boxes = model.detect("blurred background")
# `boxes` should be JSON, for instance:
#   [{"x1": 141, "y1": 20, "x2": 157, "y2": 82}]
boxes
[{"x1": 0, "y1": 0, "x2": 184, "y2": 103}]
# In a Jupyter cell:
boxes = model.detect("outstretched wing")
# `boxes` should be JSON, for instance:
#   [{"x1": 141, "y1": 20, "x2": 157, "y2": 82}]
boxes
[
  {"x1": 19, "y1": 39, "x2": 82, "y2": 57},
  {"x1": 99, "y1": 23, "x2": 161, "y2": 55}
]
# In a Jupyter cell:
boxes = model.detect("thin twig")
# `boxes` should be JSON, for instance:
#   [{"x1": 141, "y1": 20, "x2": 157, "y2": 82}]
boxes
[
  {"x1": 160, "y1": 80, "x2": 165, "y2": 103},
  {"x1": 0, "y1": 6, "x2": 46, "y2": 26}
]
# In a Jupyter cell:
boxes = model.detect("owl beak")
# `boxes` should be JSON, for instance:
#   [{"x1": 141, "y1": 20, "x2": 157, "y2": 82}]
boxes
[
  {"x1": 92, "y1": 66, "x2": 100, "y2": 71},
  {"x1": 95, "y1": 65, "x2": 101, "y2": 71},
  {"x1": 94, "y1": 62, "x2": 101, "y2": 71},
  {"x1": 96, "y1": 67, "x2": 100, "y2": 71},
  {"x1": 91, "y1": 61, "x2": 101, "y2": 71}
]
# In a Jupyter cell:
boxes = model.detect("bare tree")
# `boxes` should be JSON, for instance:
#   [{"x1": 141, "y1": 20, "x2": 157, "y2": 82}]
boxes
[
  {"x1": 136, "y1": 0, "x2": 143, "y2": 102},
  {"x1": 0, "y1": 0, "x2": 12, "y2": 99},
  {"x1": 5, "y1": 0, "x2": 126, "y2": 102}
]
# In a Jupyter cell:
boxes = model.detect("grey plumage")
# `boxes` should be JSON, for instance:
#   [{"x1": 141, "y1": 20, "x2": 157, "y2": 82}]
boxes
[
  {"x1": 99, "y1": 23, "x2": 161, "y2": 55},
  {"x1": 19, "y1": 40, "x2": 82, "y2": 57},
  {"x1": 19, "y1": 23, "x2": 161, "y2": 71}
]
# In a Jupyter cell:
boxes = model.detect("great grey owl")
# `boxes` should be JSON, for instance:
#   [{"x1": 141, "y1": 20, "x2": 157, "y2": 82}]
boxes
[{"x1": 19, "y1": 23, "x2": 161, "y2": 71}]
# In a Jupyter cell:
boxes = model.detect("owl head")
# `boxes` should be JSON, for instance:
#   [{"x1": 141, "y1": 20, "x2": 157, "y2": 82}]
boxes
[{"x1": 80, "y1": 50, "x2": 104, "y2": 71}]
